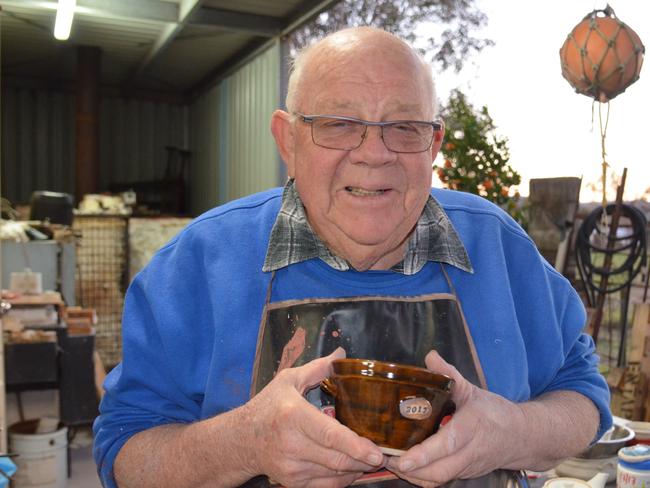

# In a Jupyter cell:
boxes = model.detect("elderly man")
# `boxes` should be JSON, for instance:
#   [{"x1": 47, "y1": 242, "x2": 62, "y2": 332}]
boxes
[{"x1": 94, "y1": 27, "x2": 611, "y2": 488}]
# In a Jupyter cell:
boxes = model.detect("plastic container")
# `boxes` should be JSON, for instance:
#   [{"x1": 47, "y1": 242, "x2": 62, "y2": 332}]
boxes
[
  {"x1": 617, "y1": 444, "x2": 650, "y2": 488},
  {"x1": 8, "y1": 419, "x2": 68, "y2": 488}
]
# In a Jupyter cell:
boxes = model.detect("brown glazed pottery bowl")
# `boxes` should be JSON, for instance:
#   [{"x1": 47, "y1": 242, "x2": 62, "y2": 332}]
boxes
[{"x1": 321, "y1": 358, "x2": 455, "y2": 455}]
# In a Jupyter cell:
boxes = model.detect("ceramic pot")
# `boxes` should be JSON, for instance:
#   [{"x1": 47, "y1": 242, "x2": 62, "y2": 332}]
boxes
[{"x1": 321, "y1": 358, "x2": 454, "y2": 455}]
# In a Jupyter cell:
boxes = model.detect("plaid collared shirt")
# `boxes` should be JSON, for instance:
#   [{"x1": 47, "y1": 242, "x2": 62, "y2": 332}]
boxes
[{"x1": 262, "y1": 180, "x2": 473, "y2": 275}]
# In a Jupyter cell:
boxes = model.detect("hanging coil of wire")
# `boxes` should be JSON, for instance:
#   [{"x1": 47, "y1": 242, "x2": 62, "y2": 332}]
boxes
[{"x1": 575, "y1": 203, "x2": 647, "y2": 308}]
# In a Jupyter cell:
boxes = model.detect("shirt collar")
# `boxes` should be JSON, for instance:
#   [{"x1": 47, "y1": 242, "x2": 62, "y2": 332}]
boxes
[{"x1": 263, "y1": 180, "x2": 473, "y2": 275}]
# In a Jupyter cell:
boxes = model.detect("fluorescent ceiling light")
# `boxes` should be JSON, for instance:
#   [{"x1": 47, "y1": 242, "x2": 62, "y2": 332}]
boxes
[{"x1": 54, "y1": 0, "x2": 76, "y2": 41}]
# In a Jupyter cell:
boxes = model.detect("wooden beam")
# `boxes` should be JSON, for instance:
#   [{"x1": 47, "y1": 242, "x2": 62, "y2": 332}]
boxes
[
  {"x1": 75, "y1": 45, "x2": 102, "y2": 203},
  {"x1": 190, "y1": 7, "x2": 281, "y2": 37},
  {"x1": 132, "y1": 0, "x2": 204, "y2": 79},
  {"x1": 187, "y1": 0, "x2": 342, "y2": 100}
]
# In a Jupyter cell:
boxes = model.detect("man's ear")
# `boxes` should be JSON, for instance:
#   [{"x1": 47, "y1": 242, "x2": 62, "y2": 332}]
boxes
[
  {"x1": 429, "y1": 119, "x2": 445, "y2": 162},
  {"x1": 271, "y1": 110, "x2": 296, "y2": 177}
]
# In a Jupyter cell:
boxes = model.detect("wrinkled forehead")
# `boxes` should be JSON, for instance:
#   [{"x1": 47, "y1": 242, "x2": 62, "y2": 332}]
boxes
[{"x1": 294, "y1": 33, "x2": 434, "y2": 116}]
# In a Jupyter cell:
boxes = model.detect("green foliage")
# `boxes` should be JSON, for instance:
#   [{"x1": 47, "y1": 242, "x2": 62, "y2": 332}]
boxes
[
  {"x1": 289, "y1": 0, "x2": 493, "y2": 73},
  {"x1": 436, "y1": 89, "x2": 527, "y2": 226}
]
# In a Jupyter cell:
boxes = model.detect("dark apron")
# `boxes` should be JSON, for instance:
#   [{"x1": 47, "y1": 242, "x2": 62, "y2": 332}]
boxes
[{"x1": 245, "y1": 266, "x2": 528, "y2": 488}]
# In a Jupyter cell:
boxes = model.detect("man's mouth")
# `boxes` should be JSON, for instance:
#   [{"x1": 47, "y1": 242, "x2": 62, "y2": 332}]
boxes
[{"x1": 345, "y1": 186, "x2": 387, "y2": 196}]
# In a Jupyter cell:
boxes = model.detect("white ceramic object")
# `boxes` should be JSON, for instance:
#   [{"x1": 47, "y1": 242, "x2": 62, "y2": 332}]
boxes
[
  {"x1": 554, "y1": 455, "x2": 617, "y2": 480},
  {"x1": 543, "y1": 472, "x2": 609, "y2": 488}
]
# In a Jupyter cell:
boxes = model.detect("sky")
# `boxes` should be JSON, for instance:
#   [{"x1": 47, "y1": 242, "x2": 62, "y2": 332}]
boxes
[{"x1": 427, "y1": 0, "x2": 649, "y2": 202}]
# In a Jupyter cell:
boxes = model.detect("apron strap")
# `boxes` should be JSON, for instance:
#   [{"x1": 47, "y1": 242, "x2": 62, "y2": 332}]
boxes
[
  {"x1": 264, "y1": 271, "x2": 276, "y2": 308},
  {"x1": 440, "y1": 263, "x2": 458, "y2": 297}
]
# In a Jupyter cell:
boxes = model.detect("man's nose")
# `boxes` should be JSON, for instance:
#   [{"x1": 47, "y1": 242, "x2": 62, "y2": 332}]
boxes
[{"x1": 352, "y1": 126, "x2": 396, "y2": 164}]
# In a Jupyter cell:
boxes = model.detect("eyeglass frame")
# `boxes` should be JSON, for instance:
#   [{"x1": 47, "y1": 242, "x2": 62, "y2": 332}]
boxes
[{"x1": 293, "y1": 113, "x2": 444, "y2": 154}]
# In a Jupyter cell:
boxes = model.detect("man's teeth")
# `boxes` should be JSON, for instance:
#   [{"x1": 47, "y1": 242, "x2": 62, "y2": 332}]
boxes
[{"x1": 345, "y1": 186, "x2": 386, "y2": 196}]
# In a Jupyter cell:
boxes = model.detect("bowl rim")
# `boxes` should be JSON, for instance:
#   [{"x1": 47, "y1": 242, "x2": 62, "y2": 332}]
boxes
[
  {"x1": 330, "y1": 358, "x2": 454, "y2": 390},
  {"x1": 597, "y1": 424, "x2": 635, "y2": 445}
]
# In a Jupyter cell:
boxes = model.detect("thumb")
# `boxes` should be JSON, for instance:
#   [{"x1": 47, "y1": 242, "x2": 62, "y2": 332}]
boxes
[
  {"x1": 291, "y1": 347, "x2": 346, "y2": 393},
  {"x1": 425, "y1": 350, "x2": 474, "y2": 405}
]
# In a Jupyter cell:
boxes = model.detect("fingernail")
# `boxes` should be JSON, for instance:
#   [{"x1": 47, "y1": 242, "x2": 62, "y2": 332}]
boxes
[
  {"x1": 400, "y1": 460, "x2": 415, "y2": 472},
  {"x1": 367, "y1": 453, "x2": 382, "y2": 466}
]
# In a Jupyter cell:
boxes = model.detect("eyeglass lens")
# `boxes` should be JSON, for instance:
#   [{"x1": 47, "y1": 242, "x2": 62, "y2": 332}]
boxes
[{"x1": 311, "y1": 118, "x2": 434, "y2": 152}]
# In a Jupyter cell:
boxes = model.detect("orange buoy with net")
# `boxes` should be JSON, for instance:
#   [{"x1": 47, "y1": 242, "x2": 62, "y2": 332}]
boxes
[
  {"x1": 559, "y1": 4, "x2": 644, "y2": 209},
  {"x1": 560, "y1": 4, "x2": 644, "y2": 103}
]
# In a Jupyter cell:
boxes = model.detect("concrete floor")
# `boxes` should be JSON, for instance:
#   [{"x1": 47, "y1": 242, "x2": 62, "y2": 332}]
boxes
[
  {"x1": 68, "y1": 444, "x2": 102, "y2": 488},
  {"x1": 67, "y1": 427, "x2": 102, "y2": 488}
]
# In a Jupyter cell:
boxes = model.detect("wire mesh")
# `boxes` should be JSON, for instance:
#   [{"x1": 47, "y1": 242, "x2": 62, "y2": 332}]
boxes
[{"x1": 73, "y1": 215, "x2": 128, "y2": 367}]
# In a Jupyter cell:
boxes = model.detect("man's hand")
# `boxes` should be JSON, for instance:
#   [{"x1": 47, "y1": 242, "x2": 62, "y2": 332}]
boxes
[
  {"x1": 241, "y1": 348, "x2": 386, "y2": 487},
  {"x1": 114, "y1": 348, "x2": 386, "y2": 488},
  {"x1": 386, "y1": 350, "x2": 599, "y2": 487},
  {"x1": 386, "y1": 350, "x2": 526, "y2": 486}
]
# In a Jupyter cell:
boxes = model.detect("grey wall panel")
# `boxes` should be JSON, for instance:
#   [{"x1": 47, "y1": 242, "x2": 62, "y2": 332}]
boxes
[
  {"x1": 50, "y1": 91, "x2": 75, "y2": 194},
  {"x1": 2, "y1": 89, "x2": 18, "y2": 202},
  {"x1": 189, "y1": 84, "x2": 221, "y2": 214},
  {"x1": 4, "y1": 42, "x2": 281, "y2": 213},
  {"x1": 16, "y1": 90, "x2": 33, "y2": 201},
  {"x1": 2, "y1": 84, "x2": 188, "y2": 205},
  {"x1": 1, "y1": 86, "x2": 76, "y2": 204},
  {"x1": 189, "y1": 40, "x2": 282, "y2": 214},
  {"x1": 99, "y1": 97, "x2": 187, "y2": 191},
  {"x1": 225, "y1": 41, "x2": 281, "y2": 201}
]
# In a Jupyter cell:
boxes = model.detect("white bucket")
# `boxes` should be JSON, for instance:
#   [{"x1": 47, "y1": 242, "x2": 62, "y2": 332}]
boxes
[{"x1": 8, "y1": 420, "x2": 68, "y2": 488}]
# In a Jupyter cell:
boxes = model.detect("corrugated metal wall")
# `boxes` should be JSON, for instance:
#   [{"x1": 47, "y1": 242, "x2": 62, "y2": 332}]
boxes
[
  {"x1": 225, "y1": 41, "x2": 282, "y2": 201},
  {"x1": 189, "y1": 41, "x2": 283, "y2": 213},
  {"x1": 3, "y1": 41, "x2": 283, "y2": 214},
  {"x1": 1, "y1": 87, "x2": 76, "y2": 203},
  {"x1": 189, "y1": 83, "x2": 222, "y2": 214},
  {"x1": 99, "y1": 98, "x2": 187, "y2": 190},
  {"x1": 1, "y1": 85, "x2": 187, "y2": 205}
]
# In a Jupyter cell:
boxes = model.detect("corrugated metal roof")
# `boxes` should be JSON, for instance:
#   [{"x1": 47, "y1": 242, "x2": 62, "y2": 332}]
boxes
[
  {"x1": 0, "y1": 0, "x2": 340, "y2": 97},
  {"x1": 204, "y1": 0, "x2": 305, "y2": 17},
  {"x1": 147, "y1": 28, "x2": 251, "y2": 90}
]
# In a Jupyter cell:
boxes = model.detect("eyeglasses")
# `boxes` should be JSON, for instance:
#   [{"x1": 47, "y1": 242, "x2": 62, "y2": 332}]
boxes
[{"x1": 295, "y1": 113, "x2": 442, "y2": 153}]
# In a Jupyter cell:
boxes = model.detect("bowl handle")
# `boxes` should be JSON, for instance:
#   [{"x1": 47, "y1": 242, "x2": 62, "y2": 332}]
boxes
[
  {"x1": 442, "y1": 399, "x2": 456, "y2": 417},
  {"x1": 320, "y1": 378, "x2": 337, "y2": 397},
  {"x1": 434, "y1": 399, "x2": 456, "y2": 431}
]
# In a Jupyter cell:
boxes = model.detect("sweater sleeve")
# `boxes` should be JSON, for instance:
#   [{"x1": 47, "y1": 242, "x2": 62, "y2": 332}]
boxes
[
  {"x1": 538, "y1": 274, "x2": 613, "y2": 441},
  {"x1": 92, "y1": 241, "x2": 211, "y2": 487}
]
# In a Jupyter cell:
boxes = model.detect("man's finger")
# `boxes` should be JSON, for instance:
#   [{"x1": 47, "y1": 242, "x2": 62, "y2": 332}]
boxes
[
  {"x1": 287, "y1": 347, "x2": 347, "y2": 393},
  {"x1": 273, "y1": 456, "x2": 370, "y2": 480},
  {"x1": 424, "y1": 350, "x2": 474, "y2": 404},
  {"x1": 294, "y1": 438, "x2": 386, "y2": 474},
  {"x1": 386, "y1": 421, "x2": 456, "y2": 473},
  {"x1": 297, "y1": 405, "x2": 384, "y2": 468},
  {"x1": 386, "y1": 443, "x2": 458, "y2": 486},
  {"x1": 424, "y1": 350, "x2": 461, "y2": 380},
  {"x1": 388, "y1": 442, "x2": 476, "y2": 486}
]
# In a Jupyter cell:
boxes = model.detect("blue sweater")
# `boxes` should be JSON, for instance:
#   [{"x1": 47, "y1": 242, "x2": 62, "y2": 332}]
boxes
[{"x1": 93, "y1": 187, "x2": 611, "y2": 487}]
